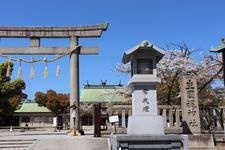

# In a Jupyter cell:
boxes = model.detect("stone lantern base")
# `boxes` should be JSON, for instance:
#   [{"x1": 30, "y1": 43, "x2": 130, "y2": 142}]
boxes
[{"x1": 128, "y1": 116, "x2": 164, "y2": 135}]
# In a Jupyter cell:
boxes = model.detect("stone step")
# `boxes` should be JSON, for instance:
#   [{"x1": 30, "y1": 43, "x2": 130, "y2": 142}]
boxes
[
  {"x1": 0, "y1": 139, "x2": 37, "y2": 142},
  {"x1": 110, "y1": 135, "x2": 183, "y2": 150},
  {"x1": 122, "y1": 143, "x2": 181, "y2": 149},
  {"x1": 0, "y1": 141, "x2": 34, "y2": 145},
  {"x1": 31, "y1": 137, "x2": 109, "y2": 150},
  {"x1": 188, "y1": 134, "x2": 216, "y2": 150},
  {"x1": 189, "y1": 148, "x2": 217, "y2": 150},
  {"x1": 0, "y1": 139, "x2": 37, "y2": 149},
  {"x1": 0, "y1": 145, "x2": 29, "y2": 149}
]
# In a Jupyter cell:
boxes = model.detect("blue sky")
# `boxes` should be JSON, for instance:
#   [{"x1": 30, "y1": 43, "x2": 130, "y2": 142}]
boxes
[{"x1": 0, "y1": 0, "x2": 225, "y2": 99}]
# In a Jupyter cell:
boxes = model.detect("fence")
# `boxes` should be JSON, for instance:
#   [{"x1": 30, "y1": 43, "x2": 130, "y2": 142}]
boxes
[
  {"x1": 111, "y1": 105, "x2": 182, "y2": 130},
  {"x1": 110, "y1": 104, "x2": 225, "y2": 133}
]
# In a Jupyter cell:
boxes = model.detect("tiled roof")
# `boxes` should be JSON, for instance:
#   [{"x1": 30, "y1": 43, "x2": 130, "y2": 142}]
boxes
[
  {"x1": 15, "y1": 100, "x2": 51, "y2": 113},
  {"x1": 80, "y1": 85, "x2": 125, "y2": 103}
]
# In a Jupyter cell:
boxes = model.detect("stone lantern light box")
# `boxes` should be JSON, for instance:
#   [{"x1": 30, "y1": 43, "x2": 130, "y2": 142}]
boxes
[{"x1": 122, "y1": 40, "x2": 166, "y2": 134}]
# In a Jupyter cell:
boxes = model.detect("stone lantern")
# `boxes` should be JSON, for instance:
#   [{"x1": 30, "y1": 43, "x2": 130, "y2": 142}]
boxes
[{"x1": 122, "y1": 40, "x2": 166, "y2": 134}]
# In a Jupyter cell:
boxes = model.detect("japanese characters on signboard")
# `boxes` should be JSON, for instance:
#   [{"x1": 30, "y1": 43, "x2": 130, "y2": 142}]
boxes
[
  {"x1": 186, "y1": 79, "x2": 198, "y2": 127},
  {"x1": 181, "y1": 77, "x2": 200, "y2": 133}
]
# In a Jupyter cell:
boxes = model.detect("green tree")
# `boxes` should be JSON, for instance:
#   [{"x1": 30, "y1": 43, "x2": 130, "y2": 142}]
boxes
[{"x1": 0, "y1": 61, "x2": 26, "y2": 115}]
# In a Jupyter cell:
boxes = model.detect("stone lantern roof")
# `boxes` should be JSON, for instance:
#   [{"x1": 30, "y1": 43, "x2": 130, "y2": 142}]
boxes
[
  {"x1": 122, "y1": 40, "x2": 166, "y2": 64},
  {"x1": 210, "y1": 38, "x2": 225, "y2": 52}
]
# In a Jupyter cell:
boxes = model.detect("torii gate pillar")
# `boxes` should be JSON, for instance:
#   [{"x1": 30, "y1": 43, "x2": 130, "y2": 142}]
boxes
[{"x1": 69, "y1": 36, "x2": 80, "y2": 130}]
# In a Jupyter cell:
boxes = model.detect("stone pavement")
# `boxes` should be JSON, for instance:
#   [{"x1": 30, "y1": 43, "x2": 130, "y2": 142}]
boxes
[{"x1": 0, "y1": 129, "x2": 110, "y2": 150}]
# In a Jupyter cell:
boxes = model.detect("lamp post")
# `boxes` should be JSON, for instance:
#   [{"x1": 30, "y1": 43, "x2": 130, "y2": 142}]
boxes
[{"x1": 210, "y1": 38, "x2": 225, "y2": 86}]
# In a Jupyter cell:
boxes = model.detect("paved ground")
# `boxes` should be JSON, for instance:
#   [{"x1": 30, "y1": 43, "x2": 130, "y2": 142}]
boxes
[{"x1": 0, "y1": 129, "x2": 110, "y2": 150}]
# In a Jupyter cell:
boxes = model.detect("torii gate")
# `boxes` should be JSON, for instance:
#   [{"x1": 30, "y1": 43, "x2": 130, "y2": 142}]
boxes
[{"x1": 0, "y1": 23, "x2": 108, "y2": 131}]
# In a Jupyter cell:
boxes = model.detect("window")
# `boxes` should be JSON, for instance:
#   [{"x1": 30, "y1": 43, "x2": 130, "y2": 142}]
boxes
[
  {"x1": 81, "y1": 116, "x2": 93, "y2": 125},
  {"x1": 125, "y1": 114, "x2": 128, "y2": 128},
  {"x1": 21, "y1": 116, "x2": 30, "y2": 122},
  {"x1": 137, "y1": 59, "x2": 153, "y2": 74},
  {"x1": 45, "y1": 117, "x2": 53, "y2": 123},
  {"x1": 34, "y1": 116, "x2": 41, "y2": 122},
  {"x1": 118, "y1": 114, "x2": 122, "y2": 127}
]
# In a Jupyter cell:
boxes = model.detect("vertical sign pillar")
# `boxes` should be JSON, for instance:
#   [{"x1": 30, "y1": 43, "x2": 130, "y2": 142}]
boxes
[
  {"x1": 180, "y1": 77, "x2": 201, "y2": 133},
  {"x1": 69, "y1": 36, "x2": 80, "y2": 130},
  {"x1": 94, "y1": 103, "x2": 101, "y2": 137}
]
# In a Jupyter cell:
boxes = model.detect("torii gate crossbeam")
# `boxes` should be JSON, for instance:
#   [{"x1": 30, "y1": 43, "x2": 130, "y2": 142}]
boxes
[{"x1": 0, "y1": 23, "x2": 108, "y2": 132}]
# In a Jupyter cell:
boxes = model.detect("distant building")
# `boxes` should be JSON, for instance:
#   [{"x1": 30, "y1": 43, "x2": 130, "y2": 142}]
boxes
[
  {"x1": 80, "y1": 83, "x2": 130, "y2": 128},
  {"x1": 14, "y1": 100, "x2": 54, "y2": 127}
]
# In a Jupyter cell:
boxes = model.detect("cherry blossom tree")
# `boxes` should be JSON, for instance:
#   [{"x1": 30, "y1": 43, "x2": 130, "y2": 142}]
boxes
[
  {"x1": 156, "y1": 43, "x2": 196, "y2": 104},
  {"x1": 195, "y1": 54, "x2": 223, "y2": 106}
]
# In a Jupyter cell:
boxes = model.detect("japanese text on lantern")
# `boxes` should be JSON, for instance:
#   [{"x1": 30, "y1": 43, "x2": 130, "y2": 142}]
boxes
[
  {"x1": 186, "y1": 79, "x2": 198, "y2": 127},
  {"x1": 142, "y1": 89, "x2": 150, "y2": 112}
]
